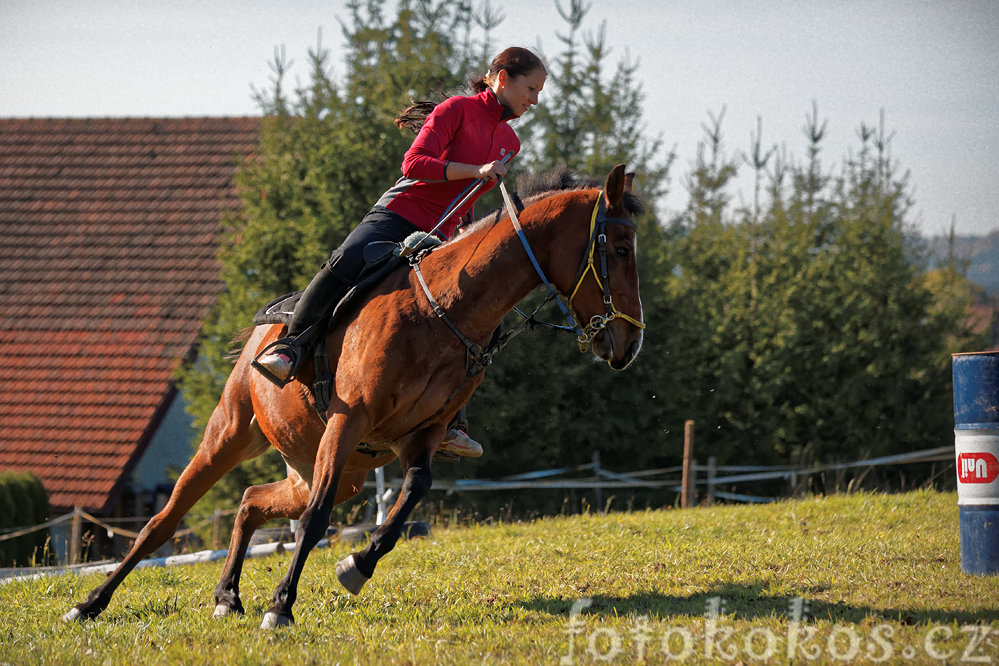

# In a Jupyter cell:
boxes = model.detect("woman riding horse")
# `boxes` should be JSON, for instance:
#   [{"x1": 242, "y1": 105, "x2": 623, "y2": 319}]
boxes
[
  {"x1": 64, "y1": 163, "x2": 645, "y2": 628},
  {"x1": 254, "y1": 46, "x2": 548, "y2": 459},
  {"x1": 62, "y1": 45, "x2": 645, "y2": 629}
]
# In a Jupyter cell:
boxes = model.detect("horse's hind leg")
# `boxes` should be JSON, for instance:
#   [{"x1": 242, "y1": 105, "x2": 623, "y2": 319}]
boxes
[
  {"x1": 63, "y1": 375, "x2": 265, "y2": 622},
  {"x1": 335, "y1": 427, "x2": 441, "y2": 595},
  {"x1": 213, "y1": 473, "x2": 309, "y2": 617}
]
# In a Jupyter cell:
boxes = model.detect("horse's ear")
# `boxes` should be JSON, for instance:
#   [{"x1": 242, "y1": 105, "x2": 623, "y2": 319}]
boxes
[
  {"x1": 604, "y1": 163, "x2": 627, "y2": 208},
  {"x1": 624, "y1": 172, "x2": 635, "y2": 193}
]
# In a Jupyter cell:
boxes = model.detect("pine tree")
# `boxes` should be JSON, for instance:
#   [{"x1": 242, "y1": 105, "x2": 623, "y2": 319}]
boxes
[
  {"x1": 457, "y1": 0, "x2": 677, "y2": 505},
  {"x1": 178, "y1": 0, "x2": 500, "y2": 534},
  {"x1": 661, "y1": 107, "x2": 986, "y2": 474}
]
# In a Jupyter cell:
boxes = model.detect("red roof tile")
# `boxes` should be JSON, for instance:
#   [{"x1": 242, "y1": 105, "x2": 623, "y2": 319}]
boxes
[{"x1": 0, "y1": 117, "x2": 260, "y2": 513}]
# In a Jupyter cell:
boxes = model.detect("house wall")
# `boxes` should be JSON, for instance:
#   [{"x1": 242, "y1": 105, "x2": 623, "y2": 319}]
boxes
[{"x1": 131, "y1": 391, "x2": 197, "y2": 492}]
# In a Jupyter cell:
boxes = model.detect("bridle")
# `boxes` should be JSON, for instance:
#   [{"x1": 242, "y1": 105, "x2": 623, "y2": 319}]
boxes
[
  {"x1": 411, "y1": 183, "x2": 645, "y2": 375},
  {"x1": 499, "y1": 182, "x2": 645, "y2": 351}
]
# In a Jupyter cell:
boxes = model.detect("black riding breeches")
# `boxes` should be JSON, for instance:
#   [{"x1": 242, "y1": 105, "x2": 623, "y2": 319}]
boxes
[{"x1": 287, "y1": 208, "x2": 420, "y2": 338}]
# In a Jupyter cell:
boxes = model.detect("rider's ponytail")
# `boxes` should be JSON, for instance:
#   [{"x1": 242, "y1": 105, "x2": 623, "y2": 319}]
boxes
[{"x1": 394, "y1": 100, "x2": 438, "y2": 134}]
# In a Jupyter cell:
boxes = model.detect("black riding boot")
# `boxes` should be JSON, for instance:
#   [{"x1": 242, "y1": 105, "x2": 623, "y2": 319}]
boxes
[
  {"x1": 253, "y1": 211, "x2": 419, "y2": 386},
  {"x1": 288, "y1": 264, "x2": 352, "y2": 339},
  {"x1": 252, "y1": 265, "x2": 350, "y2": 386}
]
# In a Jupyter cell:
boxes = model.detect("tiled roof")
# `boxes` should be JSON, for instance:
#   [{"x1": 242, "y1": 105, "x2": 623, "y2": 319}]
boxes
[{"x1": 0, "y1": 117, "x2": 260, "y2": 513}]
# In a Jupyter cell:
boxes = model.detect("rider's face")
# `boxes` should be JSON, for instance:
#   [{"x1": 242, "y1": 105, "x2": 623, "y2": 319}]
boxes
[{"x1": 495, "y1": 69, "x2": 546, "y2": 117}]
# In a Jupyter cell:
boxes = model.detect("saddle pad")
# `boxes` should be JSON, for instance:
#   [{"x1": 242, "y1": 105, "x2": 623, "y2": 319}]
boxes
[{"x1": 252, "y1": 292, "x2": 302, "y2": 326}]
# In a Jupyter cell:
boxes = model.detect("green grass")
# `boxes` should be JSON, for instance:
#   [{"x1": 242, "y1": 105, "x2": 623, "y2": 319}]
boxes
[{"x1": 1, "y1": 490, "x2": 996, "y2": 664}]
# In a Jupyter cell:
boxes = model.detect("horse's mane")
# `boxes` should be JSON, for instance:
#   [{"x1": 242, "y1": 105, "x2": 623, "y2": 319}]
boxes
[
  {"x1": 455, "y1": 165, "x2": 644, "y2": 239},
  {"x1": 515, "y1": 164, "x2": 600, "y2": 198},
  {"x1": 511, "y1": 164, "x2": 646, "y2": 216}
]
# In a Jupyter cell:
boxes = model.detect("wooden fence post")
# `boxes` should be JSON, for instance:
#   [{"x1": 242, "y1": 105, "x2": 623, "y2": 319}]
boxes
[
  {"x1": 592, "y1": 451, "x2": 604, "y2": 512},
  {"x1": 707, "y1": 456, "x2": 717, "y2": 506},
  {"x1": 682, "y1": 420, "x2": 695, "y2": 508},
  {"x1": 69, "y1": 506, "x2": 82, "y2": 565}
]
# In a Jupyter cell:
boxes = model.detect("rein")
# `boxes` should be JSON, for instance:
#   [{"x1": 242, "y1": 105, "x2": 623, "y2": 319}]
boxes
[{"x1": 411, "y1": 182, "x2": 645, "y2": 376}]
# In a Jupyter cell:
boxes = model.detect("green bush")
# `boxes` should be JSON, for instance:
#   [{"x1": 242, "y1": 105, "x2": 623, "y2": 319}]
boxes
[{"x1": 0, "y1": 471, "x2": 50, "y2": 567}]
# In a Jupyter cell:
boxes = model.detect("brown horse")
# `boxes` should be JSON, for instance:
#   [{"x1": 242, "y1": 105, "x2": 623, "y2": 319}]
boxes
[{"x1": 63, "y1": 164, "x2": 645, "y2": 629}]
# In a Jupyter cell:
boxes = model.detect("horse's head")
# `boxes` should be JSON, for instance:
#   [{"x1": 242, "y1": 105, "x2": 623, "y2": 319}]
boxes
[{"x1": 562, "y1": 164, "x2": 645, "y2": 370}]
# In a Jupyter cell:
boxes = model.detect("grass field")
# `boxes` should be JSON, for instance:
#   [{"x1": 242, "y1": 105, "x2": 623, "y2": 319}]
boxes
[{"x1": 1, "y1": 490, "x2": 997, "y2": 664}]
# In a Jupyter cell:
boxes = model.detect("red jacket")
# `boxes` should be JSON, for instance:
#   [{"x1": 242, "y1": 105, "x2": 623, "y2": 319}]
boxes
[{"x1": 374, "y1": 89, "x2": 519, "y2": 238}]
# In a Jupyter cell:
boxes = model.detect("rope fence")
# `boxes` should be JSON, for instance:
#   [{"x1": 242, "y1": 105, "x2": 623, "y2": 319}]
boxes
[
  {"x1": 0, "y1": 440, "x2": 955, "y2": 578},
  {"x1": 361, "y1": 444, "x2": 955, "y2": 504},
  {"x1": 0, "y1": 535, "x2": 310, "y2": 586},
  {"x1": 0, "y1": 508, "x2": 235, "y2": 543}
]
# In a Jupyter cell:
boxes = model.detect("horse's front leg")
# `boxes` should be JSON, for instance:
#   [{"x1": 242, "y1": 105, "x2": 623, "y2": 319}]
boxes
[
  {"x1": 335, "y1": 424, "x2": 442, "y2": 595},
  {"x1": 260, "y1": 412, "x2": 362, "y2": 629}
]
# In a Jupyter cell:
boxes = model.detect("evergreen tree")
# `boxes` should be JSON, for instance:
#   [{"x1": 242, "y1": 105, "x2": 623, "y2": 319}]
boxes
[
  {"x1": 177, "y1": 0, "x2": 499, "y2": 534},
  {"x1": 660, "y1": 108, "x2": 987, "y2": 473},
  {"x1": 173, "y1": 0, "x2": 986, "y2": 526},
  {"x1": 454, "y1": 0, "x2": 677, "y2": 511}
]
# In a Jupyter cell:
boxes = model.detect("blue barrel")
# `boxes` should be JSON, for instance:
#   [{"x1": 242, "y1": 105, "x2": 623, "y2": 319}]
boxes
[{"x1": 952, "y1": 352, "x2": 999, "y2": 575}]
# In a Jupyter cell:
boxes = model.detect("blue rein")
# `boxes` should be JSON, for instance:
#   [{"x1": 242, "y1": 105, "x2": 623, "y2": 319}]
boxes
[{"x1": 498, "y1": 180, "x2": 586, "y2": 340}]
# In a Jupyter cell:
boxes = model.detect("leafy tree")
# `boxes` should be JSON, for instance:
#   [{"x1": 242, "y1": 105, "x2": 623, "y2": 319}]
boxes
[{"x1": 0, "y1": 471, "x2": 49, "y2": 566}]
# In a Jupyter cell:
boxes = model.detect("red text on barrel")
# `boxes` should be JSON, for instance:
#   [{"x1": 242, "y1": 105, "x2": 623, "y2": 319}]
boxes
[{"x1": 958, "y1": 452, "x2": 999, "y2": 484}]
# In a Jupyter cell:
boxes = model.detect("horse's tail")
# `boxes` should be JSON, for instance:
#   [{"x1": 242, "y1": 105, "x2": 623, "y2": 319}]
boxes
[{"x1": 227, "y1": 327, "x2": 255, "y2": 363}]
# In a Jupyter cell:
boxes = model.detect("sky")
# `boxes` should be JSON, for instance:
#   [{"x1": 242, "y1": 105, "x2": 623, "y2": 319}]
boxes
[{"x1": 2, "y1": 0, "x2": 997, "y2": 237}]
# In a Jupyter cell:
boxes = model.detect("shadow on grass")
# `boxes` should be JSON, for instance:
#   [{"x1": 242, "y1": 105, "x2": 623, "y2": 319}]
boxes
[{"x1": 516, "y1": 581, "x2": 999, "y2": 626}]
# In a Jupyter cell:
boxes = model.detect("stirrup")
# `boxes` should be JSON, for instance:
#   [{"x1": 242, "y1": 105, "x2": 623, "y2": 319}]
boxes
[
  {"x1": 434, "y1": 449, "x2": 461, "y2": 463},
  {"x1": 252, "y1": 337, "x2": 301, "y2": 388}
]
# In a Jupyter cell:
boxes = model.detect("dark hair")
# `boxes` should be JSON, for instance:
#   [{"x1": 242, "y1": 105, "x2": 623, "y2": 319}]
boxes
[
  {"x1": 395, "y1": 47, "x2": 547, "y2": 133},
  {"x1": 467, "y1": 46, "x2": 547, "y2": 94}
]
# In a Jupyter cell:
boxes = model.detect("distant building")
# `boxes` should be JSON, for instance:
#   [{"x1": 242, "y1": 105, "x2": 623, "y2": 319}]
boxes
[
  {"x1": 969, "y1": 303, "x2": 999, "y2": 350},
  {"x1": 0, "y1": 117, "x2": 260, "y2": 559}
]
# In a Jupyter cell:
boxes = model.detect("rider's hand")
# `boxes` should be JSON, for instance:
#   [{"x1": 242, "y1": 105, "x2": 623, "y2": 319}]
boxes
[{"x1": 476, "y1": 160, "x2": 509, "y2": 182}]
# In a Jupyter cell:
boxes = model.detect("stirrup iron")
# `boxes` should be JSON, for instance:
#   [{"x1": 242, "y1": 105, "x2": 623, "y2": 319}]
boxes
[{"x1": 252, "y1": 337, "x2": 301, "y2": 388}]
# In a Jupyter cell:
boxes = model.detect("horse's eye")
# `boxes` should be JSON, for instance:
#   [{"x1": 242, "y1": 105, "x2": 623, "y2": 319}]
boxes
[{"x1": 616, "y1": 247, "x2": 630, "y2": 258}]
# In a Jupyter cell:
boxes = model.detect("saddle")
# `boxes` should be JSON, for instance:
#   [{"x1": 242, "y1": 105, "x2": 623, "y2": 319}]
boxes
[
  {"x1": 252, "y1": 235, "x2": 439, "y2": 423},
  {"x1": 252, "y1": 241, "x2": 407, "y2": 328}
]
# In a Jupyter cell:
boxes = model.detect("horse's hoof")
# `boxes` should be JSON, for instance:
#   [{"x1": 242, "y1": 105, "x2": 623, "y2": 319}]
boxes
[
  {"x1": 62, "y1": 607, "x2": 84, "y2": 623},
  {"x1": 260, "y1": 611, "x2": 293, "y2": 630},
  {"x1": 335, "y1": 554, "x2": 370, "y2": 595}
]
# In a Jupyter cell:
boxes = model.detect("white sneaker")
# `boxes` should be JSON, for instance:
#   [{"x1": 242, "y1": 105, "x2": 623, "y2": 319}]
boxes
[
  {"x1": 439, "y1": 429, "x2": 483, "y2": 457},
  {"x1": 253, "y1": 349, "x2": 295, "y2": 385}
]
